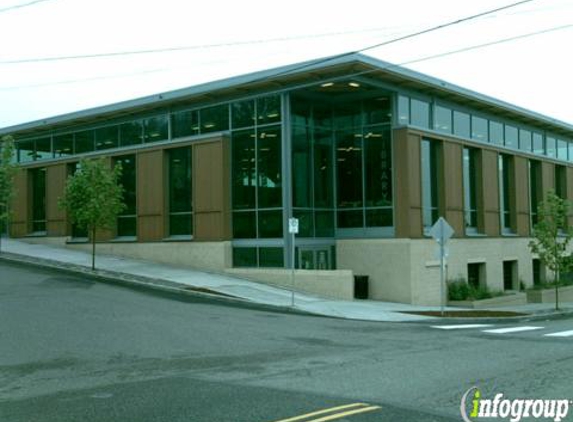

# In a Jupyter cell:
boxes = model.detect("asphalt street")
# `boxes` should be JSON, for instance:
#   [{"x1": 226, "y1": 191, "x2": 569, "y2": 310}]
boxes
[{"x1": 1, "y1": 260, "x2": 572, "y2": 421}]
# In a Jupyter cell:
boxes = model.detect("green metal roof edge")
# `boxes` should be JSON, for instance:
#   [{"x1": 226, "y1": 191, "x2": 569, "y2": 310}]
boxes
[{"x1": 1, "y1": 52, "x2": 572, "y2": 136}]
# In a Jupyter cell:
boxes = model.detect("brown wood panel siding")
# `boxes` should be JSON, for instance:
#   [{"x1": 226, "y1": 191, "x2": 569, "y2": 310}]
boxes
[
  {"x1": 10, "y1": 169, "x2": 29, "y2": 237},
  {"x1": 568, "y1": 167, "x2": 573, "y2": 227},
  {"x1": 513, "y1": 156, "x2": 530, "y2": 236},
  {"x1": 481, "y1": 150, "x2": 500, "y2": 236},
  {"x1": 136, "y1": 150, "x2": 165, "y2": 241},
  {"x1": 45, "y1": 164, "x2": 68, "y2": 236},
  {"x1": 193, "y1": 137, "x2": 231, "y2": 241},
  {"x1": 393, "y1": 128, "x2": 422, "y2": 238},
  {"x1": 541, "y1": 161, "x2": 555, "y2": 198},
  {"x1": 442, "y1": 142, "x2": 464, "y2": 236}
]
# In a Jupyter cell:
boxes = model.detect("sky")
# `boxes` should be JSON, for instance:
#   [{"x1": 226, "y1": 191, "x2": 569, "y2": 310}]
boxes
[{"x1": 0, "y1": 0, "x2": 572, "y2": 129}]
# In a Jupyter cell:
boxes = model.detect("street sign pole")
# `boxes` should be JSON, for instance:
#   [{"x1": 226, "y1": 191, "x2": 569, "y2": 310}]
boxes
[
  {"x1": 288, "y1": 217, "x2": 299, "y2": 308},
  {"x1": 429, "y1": 217, "x2": 454, "y2": 318}
]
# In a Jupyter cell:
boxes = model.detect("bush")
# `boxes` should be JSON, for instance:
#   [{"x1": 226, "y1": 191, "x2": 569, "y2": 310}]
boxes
[{"x1": 447, "y1": 280, "x2": 497, "y2": 301}]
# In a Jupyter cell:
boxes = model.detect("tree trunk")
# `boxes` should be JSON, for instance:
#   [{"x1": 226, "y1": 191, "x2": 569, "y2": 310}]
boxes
[
  {"x1": 91, "y1": 226, "x2": 96, "y2": 270},
  {"x1": 555, "y1": 265, "x2": 560, "y2": 311}
]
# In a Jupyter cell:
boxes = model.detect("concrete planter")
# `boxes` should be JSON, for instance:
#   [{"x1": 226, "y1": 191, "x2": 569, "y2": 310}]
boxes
[
  {"x1": 449, "y1": 292, "x2": 527, "y2": 309},
  {"x1": 526, "y1": 285, "x2": 573, "y2": 303}
]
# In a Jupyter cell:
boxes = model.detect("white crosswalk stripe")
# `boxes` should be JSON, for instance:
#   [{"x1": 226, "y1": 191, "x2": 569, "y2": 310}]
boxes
[
  {"x1": 431, "y1": 324, "x2": 573, "y2": 339},
  {"x1": 544, "y1": 330, "x2": 573, "y2": 337},
  {"x1": 432, "y1": 324, "x2": 493, "y2": 330},
  {"x1": 482, "y1": 326, "x2": 544, "y2": 334}
]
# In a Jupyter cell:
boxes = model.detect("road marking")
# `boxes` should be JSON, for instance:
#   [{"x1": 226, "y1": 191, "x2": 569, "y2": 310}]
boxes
[
  {"x1": 482, "y1": 326, "x2": 543, "y2": 334},
  {"x1": 270, "y1": 403, "x2": 371, "y2": 422},
  {"x1": 306, "y1": 405, "x2": 381, "y2": 422},
  {"x1": 432, "y1": 324, "x2": 493, "y2": 330},
  {"x1": 545, "y1": 330, "x2": 573, "y2": 337}
]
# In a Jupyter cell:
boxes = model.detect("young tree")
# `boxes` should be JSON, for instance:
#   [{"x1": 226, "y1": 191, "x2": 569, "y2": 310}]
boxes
[
  {"x1": 59, "y1": 157, "x2": 125, "y2": 270},
  {"x1": 528, "y1": 189, "x2": 573, "y2": 310},
  {"x1": 0, "y1": 136, "x2": 17, "y2": 254}
]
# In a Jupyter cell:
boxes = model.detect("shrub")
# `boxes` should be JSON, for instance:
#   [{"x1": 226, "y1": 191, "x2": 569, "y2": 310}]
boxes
[{"x1": 447, "y1": 280, "x2": 497, "y2": 301}]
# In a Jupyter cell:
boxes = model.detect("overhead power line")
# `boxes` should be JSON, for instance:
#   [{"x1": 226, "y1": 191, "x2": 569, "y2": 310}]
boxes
[{"x1": 0, "y1": 0, "x2": 53, "y2": 14}]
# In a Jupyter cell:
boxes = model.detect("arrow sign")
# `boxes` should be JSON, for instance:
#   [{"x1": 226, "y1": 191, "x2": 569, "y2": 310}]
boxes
[{"x1": 429, "y1": 217, "x2": 454, "y2": 245}]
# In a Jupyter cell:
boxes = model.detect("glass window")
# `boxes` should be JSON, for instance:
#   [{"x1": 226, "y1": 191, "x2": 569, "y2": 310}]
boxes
[
  {"x1": 453, "y1": 111, "x2": 470, "y2": 138},
  {"x1": 364, "y1": 127, "x2": 392, "y2": 207},
  {"x1": 397, "y1": 95, "x2": 409, "y2": 125},
  {"x1": 315, "y1": 211, "x2": 334, "y2": 237},
  {"x1": 232, "y1": 100, "x2": 255, "y2": 129},
  {"x1": 171, "y1": 110, "x2": 199, "y2": 139},
  {"x1": 568, "y1": 142, "x2": 573, "y2": 163},
  {"x1": 294, "y1": 210, "x2": 314, "y2": 237},
  {"x1": 366, "y1": 209, "x2": 393, "y2": 227},
  {"x1": 363, "y1": 96, "x2": 391, "y2": 125},
  {"x1": 314, "y1": 129, "x2": 334, "y2": 209},
  {"x1": 410, "y1": 98, "x2": 430, "y2": 128},
  {"x1": 35, "y1": 138, "x2": 52, "y2": 160},
  {"x1": 519, "y1": 129, "x2": 532, "y2": 152},
  {"x1": 292, "y1": 125, "x2": 312, "y2": 208},
  {"x1": 529, "y1": 160, "x2": 541, "y2": 227},
  {"x1": 53, "y1": 134, "x2": 74, "y2": 157},
  {"x1": 532, "y1": 132, "x2": 544, "y2": 155},
  {"x1": 257, "y1": 126, "x2": 282, "y2": 208},
  {"x1": 233, "y1": 247, "x2": 257, "y2": 267},
  {"x1": 200, "y1": 104, "x2": 229, "y2": 133},
  {"x1": 463, "y1": 148, "x2": 479, "y2": 231},
  {"x1": 333, "y1": 102, "x2": 361, "y2": 129},
  {"x1": 30, "y1": 167, "x2": 46, "y2": 232},
  {"x1": 489, "y1": 121, "x2": 504, "y2": 145},
  {"x1": 120, "y1": 121, "x2": 143, "y2": 146},
  {"x1": 471, "y1": 116, "x2": 487, "y2": 142},
  {"x1": 115, "y1": 154, "x2": 136, "y2": 237},
  {"x1": 258, "y1": 210, "x2": 282, "y2": 238},
  {"x1": 258, "y1": 247, "x2": 284, "y2": 268},
  {"x1": 504, "y1": 125, "x2": 518, "y2": 149},
  {"x1": 291, "y1": 96, "x2": 312, "y2": 127},
  {"x1": 421, "y1": 139, "x2": 440, "y2": 230},
  {"x1": 75, "y1": 130, "x2": 95, "y2": 154},
  {"x1": 256, "y1": 95, "x2": 281, "y2": 125},
  {"x1": 95, "y1": 126, "x2": 119, "y2": 150},
  {"x1": 555, "y1": 165, "x2": 567, "y2": 200},
  {"x1": 557, "y1": 139, "x2": 568, "y2": 160},
  {"x1": 232, "y1": 129, "x2": 256, "y2": 210},
  {"x1": 546, "y1": 136, "x2": 557, "y2": 157},
  {"x1": 168, "y1": 147, "x2": 192, "y2": 236},
  {"x1": 499, "y1": 154, "x2": 513, "y2": 233},
  {"x1": 336, "y1": 131, "x2": 363, "y2": 209},
  {"x1": 17, "y1": 140, "x2": 35, "y2": 162},
  {"x1": 143, "y1": 115, "x2": 168, "y2": 143},
  {"x1": 434, "y1": 106, "x2": 452, "y2": 133},
  {"x1": 337, "y1": 210, "x2": 364, "y2": 228},
  {"x1": 232, "y1": 211, "x2": 256, "y2": 238}
]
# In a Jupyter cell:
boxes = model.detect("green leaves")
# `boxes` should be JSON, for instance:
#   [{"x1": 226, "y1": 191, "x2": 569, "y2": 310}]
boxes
[
  {"x1": 0, "y1": 135, "x2": 17, "y2": 225},
  {"x1": 59, "y1": 157, "x2": 126, "y2": 233}
]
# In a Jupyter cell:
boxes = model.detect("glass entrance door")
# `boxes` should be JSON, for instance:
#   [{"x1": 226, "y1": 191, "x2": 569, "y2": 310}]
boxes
[{"x1": 298, "y1": 247, "x2": 332, "y2": 270}]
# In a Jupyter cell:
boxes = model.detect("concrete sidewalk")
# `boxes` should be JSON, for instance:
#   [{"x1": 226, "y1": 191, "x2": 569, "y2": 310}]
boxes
[{"x1": 0, "y1": 238, "x2": 569, "y2": 322}]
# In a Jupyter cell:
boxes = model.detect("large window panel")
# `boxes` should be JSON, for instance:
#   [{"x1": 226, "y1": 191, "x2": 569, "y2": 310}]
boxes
[
  {"x1": 232, "y1": 211, "x2": 256, "y2": 238},
  {"x1": 292, "y1": 125, "x2": 312, "y2": 208},
  {"x1": 200, "y1": 104, "x2": 229, "y2": 133},
  {"x1": 256, "y1": 95, "x2": 281, "y2": 125},
  {"x1": 463, "y1": 148, "x2": 479, "y2": 232},
  {"x1": 504, "y1": 125, "x2": 518, "y2": 149},
  {"x1": 421, "y1": 139, "x2": 440, "y2": 230},
  {"x1": 557, "y1": 139, "x2": 568, "y2": 160},
  {"x1": 336, "y1": 131, "x2": 363, "y2": 209},
  {"x1": 471, "y1": 116, "x2": 487, "y2": 142},
  {"x1": 397, "y1": 95, "x2": 409, "y2": 125},
  {"x1": 75, "y1": 130, "x2": 95, "y2": 154},
  {"x1": 258, "y1": 210, "x2": 283, "y2": 238},
  {"x1": 546, "y1": 136, "x2": 557, "y2": 157},
  {"x1": 232, "y1": 100, "x2": 255, "y2": 129},
  {"x1": 143, "y1": 115, "x2": 168, "y2": 143},
  {"x1": 499, "y1": 154, "x2": 513, "y2": 233},
  {"x1": 453, "y1": 111, "x2": 470, "y2": 138},
  {"x1": 364, "y1": 97, "x2": 391, "y2": 125},
  {"x1": 532, "y1": 132, "x2": 544, "y2": 155},
  {"x1": 30, "y1": 167, "x2": 46, "y2": 232},
  {"x1": 120, "y1": 121, "x2": 143, "y2": 146},
  {"x1": 232, "y1": 129, "x2": 256, "y2": 210},
  {"x1": 171, "y1": 110, "x2": 199, "y2": 139},
  {"x1": 115, "y1": 154, "x2": 137, "y2": 237},
  {"x1": 489, "y1": 121, "x2": 504, "y2": 145},
  {"x1": 168, "y1": 147, "x2": 192, "y2": 236},
  {"x1": 364, "y1": 127, "x2": 392, "y2": 207},
  {"x1": 35, "y1": 138, "x2": 52, "y2": 160},
  {"x1": 410, "y1": 98, "x2": 430, "y2": 128},
  {"x1": 53, "y1": 134, "x2": 74, "y2": 157},
  {"x1": 313, "y1": 129, "x2": 334, "y2": 208},
  {"x1": 96, "y1": 126, "x2": 119, "y2": 150},
  {"x1": 257, "y1": 126, "x2": 282, "y2": 208},
  {"x1": 434, "y1": 106, "x2": 452, "y2": 133},
  {"x1": 519, "y1": 129, "x2": 532, "y2": 152}
]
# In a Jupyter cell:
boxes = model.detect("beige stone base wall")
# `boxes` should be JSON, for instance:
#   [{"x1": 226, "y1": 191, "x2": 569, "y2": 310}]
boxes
[
  {"x1": 337, "y1": 237, "x2": 545, "y2": 306},
  {"x1": 226, "y1": 268, "x2": 355, "y2": 300}
]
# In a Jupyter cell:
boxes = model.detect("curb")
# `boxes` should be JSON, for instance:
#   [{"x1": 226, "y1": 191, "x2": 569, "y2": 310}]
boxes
[
  {"x1": 399, "y1": 310, "x2": 573, "y2": 324},
  {"x1": 0, "y1": 252, "x2": 316, "y2": 318}
]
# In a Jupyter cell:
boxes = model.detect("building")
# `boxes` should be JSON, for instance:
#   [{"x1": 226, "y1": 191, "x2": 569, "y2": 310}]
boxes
[{"x1": 3, "y1": 53, "x2": 573, "y2": 305}]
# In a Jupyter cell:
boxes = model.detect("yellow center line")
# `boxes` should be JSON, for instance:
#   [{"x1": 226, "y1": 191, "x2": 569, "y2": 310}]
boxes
[
  {"x1": 269, "y1": 403, "x2": 370, "y2": 422},
  {"x1": 306, "y1": 405, "x2": 382, "y2": 422}
]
